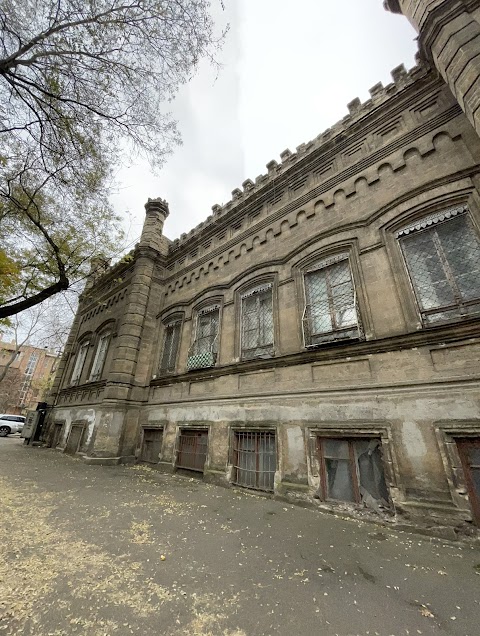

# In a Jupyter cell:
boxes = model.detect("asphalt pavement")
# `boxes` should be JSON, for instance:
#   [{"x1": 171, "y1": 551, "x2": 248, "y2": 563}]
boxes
[{"x1": 1, "y1": 436, "x2": 479, "y2": 636}]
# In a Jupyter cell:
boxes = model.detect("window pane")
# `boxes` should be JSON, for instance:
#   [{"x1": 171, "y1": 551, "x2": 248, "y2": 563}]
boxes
[
  {"x1": 160, "y1": 323, "x2": 180, "y2": 372},
  {"x1": 305, "y1": 261, "x2": 357, "y2": 336},
  {"x1": 195, "y1": 310, "x2": 219, "y2": 354},
  {"x1": 401, "y1": 231, "x2": 455, "y2": 310},
  {"x1": 354, "y1": 439, "x2": 389, "y2": 503},
  {"x1": 323, "y1": 438, "x2": 350, "y2": 459},
  {"x1": 436, "y1": 216, "x2": 480, "y2": 302},
  {"x1": 325, "y1": 459, "x2": 355, "y2": 502},
  {"x1": 242, "y1": 289, "x2": 273, "y2": 355}
]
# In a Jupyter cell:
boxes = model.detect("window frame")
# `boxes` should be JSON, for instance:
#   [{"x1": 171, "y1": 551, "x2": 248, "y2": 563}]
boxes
[
  {"x1": 396, "y1": 205, "x2": 480, "y2": 326},
  {"x1": 88, "y1": 330, "x2": 111, "y2": 382},
  {"x1": 70, "y1": 340, "x2": 90, "y2": 386},
  {"x1": 316, "y1": 436, "x2": 390, "y2": 507},
  {"x1": 158, "y1": 318, "x2": 182, "y2": 375},
  {"x1": 187, "y1": 304, "x2": 221, "y2": 370},
  {"x1": 301, "y1": 253, "x2": 362, "y2": 347},
  {"x1": 231, "y1": 429, "x2": 277, "y2": 492},
  {"x1": 239, "y1": 282, "x2": 275, "y2": 360}
]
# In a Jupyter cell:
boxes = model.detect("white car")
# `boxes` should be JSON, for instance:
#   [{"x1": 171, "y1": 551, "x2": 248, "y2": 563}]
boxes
[{"x1": 0, "y1": 414, "x2": 26, "y2": 437}]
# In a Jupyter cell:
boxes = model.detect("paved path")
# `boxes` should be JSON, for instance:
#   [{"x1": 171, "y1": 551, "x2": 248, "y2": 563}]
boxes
[{"x1": 0, "y1": 437, "x2": 479, "y2": 636}]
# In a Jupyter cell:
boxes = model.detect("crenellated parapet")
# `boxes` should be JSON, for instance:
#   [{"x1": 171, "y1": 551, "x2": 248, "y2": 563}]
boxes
[{"x1": 166, "y1": 63, "x2": 430, "y2": 263}]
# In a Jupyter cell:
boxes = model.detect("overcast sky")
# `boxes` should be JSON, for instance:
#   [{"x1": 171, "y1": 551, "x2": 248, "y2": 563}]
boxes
[{"x1": 111, "y1": 0, "x2": 418, "y2": 245}]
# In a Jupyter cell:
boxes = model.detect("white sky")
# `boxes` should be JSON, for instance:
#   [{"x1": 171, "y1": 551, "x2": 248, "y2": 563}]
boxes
[{"x1": 111, "y1": 0, "x2": 418, "y2": 245}]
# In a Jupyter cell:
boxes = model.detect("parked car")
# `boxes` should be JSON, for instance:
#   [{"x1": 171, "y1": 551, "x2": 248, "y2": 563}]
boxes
[{"x1": 0, "y1": 414, "x2": 26, "y2": 436}]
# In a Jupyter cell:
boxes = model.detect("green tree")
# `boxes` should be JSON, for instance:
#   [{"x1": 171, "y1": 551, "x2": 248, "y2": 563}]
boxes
[{"x1": 0, "y1": 0, "x2": 223, "y2": 319}]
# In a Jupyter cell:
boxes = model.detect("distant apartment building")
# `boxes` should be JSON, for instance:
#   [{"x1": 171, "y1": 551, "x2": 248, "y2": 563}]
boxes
[{"x1": 0, "y1": 338, "x2": 59, "y2": 414}]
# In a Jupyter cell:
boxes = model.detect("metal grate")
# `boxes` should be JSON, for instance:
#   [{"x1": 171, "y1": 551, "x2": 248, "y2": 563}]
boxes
[
  {"x1": 241, "y1": 288, "x2": 274, "y2": 359},
  {"x1": 176, "y1": 429, "x2": 208, "y2": 472},
  {"x1": 400, "y1": 214, "x2": 480, "y2": 324},
  {"x1": 232, "y1": 431, "x2": 276, "y2": 492},
  {"x1": 303, "y1": 258, "x2": 359, "y2": 345},
  {"x1": 159, "y1": 321, "x2": 181, "y2": 373},
  {"x1": 141, "y1": 428, "x2": 163, "y2": 464}
]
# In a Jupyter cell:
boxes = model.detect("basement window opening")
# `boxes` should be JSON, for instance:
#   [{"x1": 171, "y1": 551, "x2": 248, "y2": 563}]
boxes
[
  {"x1": 232, "y1": 430, "x2": 276, "y2": 492},
  {"x1": 316, "y1": 437, "x2": 389, "y2": 512},
  {"x1": 140, "y1": 428, "x2": 163, "y2": 464},
  {"x1": 176, "y1": 429, "x2": 208, "y2": 473}
]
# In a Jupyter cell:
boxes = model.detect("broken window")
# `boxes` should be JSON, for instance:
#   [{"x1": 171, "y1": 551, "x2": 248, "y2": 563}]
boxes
[
  {"x1": 70, "y1": 341, "x2": 90, "y2": 385},
  {"x1": 317, "y1": 437, "x2": 389, "y2": 511},
  {"x1": 141, "y1": 428, "x2": 163, "y2": 464},
  {"x1": 187, "y1": 306, "x2": 220, "y2": 370},
  {"x1": 233, "y1": 431, "x2": 276, "y2": 492},
  {"x1": 159, "y1": 320, "x2": 182, "y2": 374},
  {"x1": 176, "y1": 429, "x2": 208, "y2": 472},
  {"x1": 241, "y1": 283, "x2": 274, "y2": 359},
  {"x1": 303, "y1": 254, "x2": 360, "y2": 346},
  {"x1": 398, "y1": 207, "x2": 480, "y2": 324},
  {"x1": 89, "y1": 331, "x2": 111, "y2": 381},
  {"x1": 456, "y1": 438, "x2": 480, "y2": 525}
]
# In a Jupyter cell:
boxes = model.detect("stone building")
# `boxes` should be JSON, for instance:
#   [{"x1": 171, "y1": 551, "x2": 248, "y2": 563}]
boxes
[
  {"x1": 0, "y1": 337, "x2": 59, "y2": 414},
  {"x1": 46, "y1": 1, "x2": 480, "y2": 537}
]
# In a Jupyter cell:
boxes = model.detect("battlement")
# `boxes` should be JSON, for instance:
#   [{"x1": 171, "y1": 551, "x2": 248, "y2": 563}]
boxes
[{"x1": 168, "y1": 62, "x2": 426, "y2": 255}]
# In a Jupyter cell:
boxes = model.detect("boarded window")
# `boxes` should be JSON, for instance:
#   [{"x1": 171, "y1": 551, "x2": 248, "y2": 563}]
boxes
[
  {"x1": 456, "y1": 438, "x2": 480, "y2": 525},
  {"x1": 159, "y1": 321, "x2": 181, "y2": 373},
  {"x1": 303, "y1": 255, "x2": 359, "y2": 346},
  {"x1": 241, "y1": 284, "x2": 274, "y2": 359},
  {"x1": 176, "y1": 429, "x2": 208, "y2": 472},
  {"x1": 65, "y1": 424, "x2": 85, "y2": 455},
  {"x1": 233, "y1": 431, "x2": 276, "y2": 492},
  {"x1": 89, "y1": 332, "x2": 111, "y2": 381},
  {"x1": 398, "y1": 209, "x2": 480, "y2": 324},
  {"x1": 317, "y1": 437, "x2": 389, "y2": 511},
  {"x1": 141, "y1": 428, "x2": 163, "y2": 464},
  {"x1": 70, "y1": 342, "x2": 89, "y2": 385}
]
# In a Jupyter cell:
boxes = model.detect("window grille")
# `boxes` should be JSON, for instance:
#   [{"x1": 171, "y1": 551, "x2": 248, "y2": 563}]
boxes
[
  {"x1": 187, "y1": 306, "x2": 220, "y2": 370},
  {"x1": 303, "y1": 255, "x2": 360, "y2": 346},
  {"x1": 159, "y1": 321, "x2": 181, "y2": 373},
  {"x1": 399, "y1": 210, "x2": 480, "y2": 324},
  {"x1": 232, "y1": 431, "x2": 276, "y2": 492},
  {"x1": 89, "y1": 332, "x2": 111, "y2": 381},
  {"x1": 317, "y1": 437, "x2": 389, "y2": 509},
  {"x1": 241, "y1": 284, "x2": 274, "y2": 359},
  {"x1": 176, "y1": 429, "x2": 208, "y2": 472},
  {"x1": 70, "y1": 342, "x2": 89, "y2": 385}
]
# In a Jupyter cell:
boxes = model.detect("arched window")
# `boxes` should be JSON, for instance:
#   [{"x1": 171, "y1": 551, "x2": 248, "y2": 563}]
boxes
[{"x1": 397, "y1": 206, "x2": 480, "y2": 324}]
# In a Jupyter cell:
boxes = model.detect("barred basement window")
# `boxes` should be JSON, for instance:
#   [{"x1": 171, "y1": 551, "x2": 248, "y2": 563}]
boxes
[
  {"x1": 303, "y1": 254, "x2": 360, "y2": 346},
  {"x1": 159, "y1": 320, "x2": 181, "y2": 374},
  {"x1": 187, "y1": 306, "x2": 220, "y2": 371},
  {"x1": 397, "y1": 206, "x2": 480, "y2": 324},
  {"x1": 70, "y1": 342, "x2": 89, "y2": 385},
  {"x1": 176, "y1": 429, "x2": 208, "y2": 472},
  {"x1": 317, "y1": 437, "x2": 389, "y2": 510},
  {"x1": 232, "y1": 431, "x2": 276, "y2": 492},
  {"x1": 241, "y1": 283, "x2": 274, "y2": 359},
  {"x1": 89, "y1": 331, "x2": 111, "y2": 381}
]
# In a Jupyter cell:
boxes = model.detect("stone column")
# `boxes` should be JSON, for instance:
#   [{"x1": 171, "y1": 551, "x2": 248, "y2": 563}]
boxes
[{"x1": 385, "y1": 0, "x2": 480, "y2": 137}]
